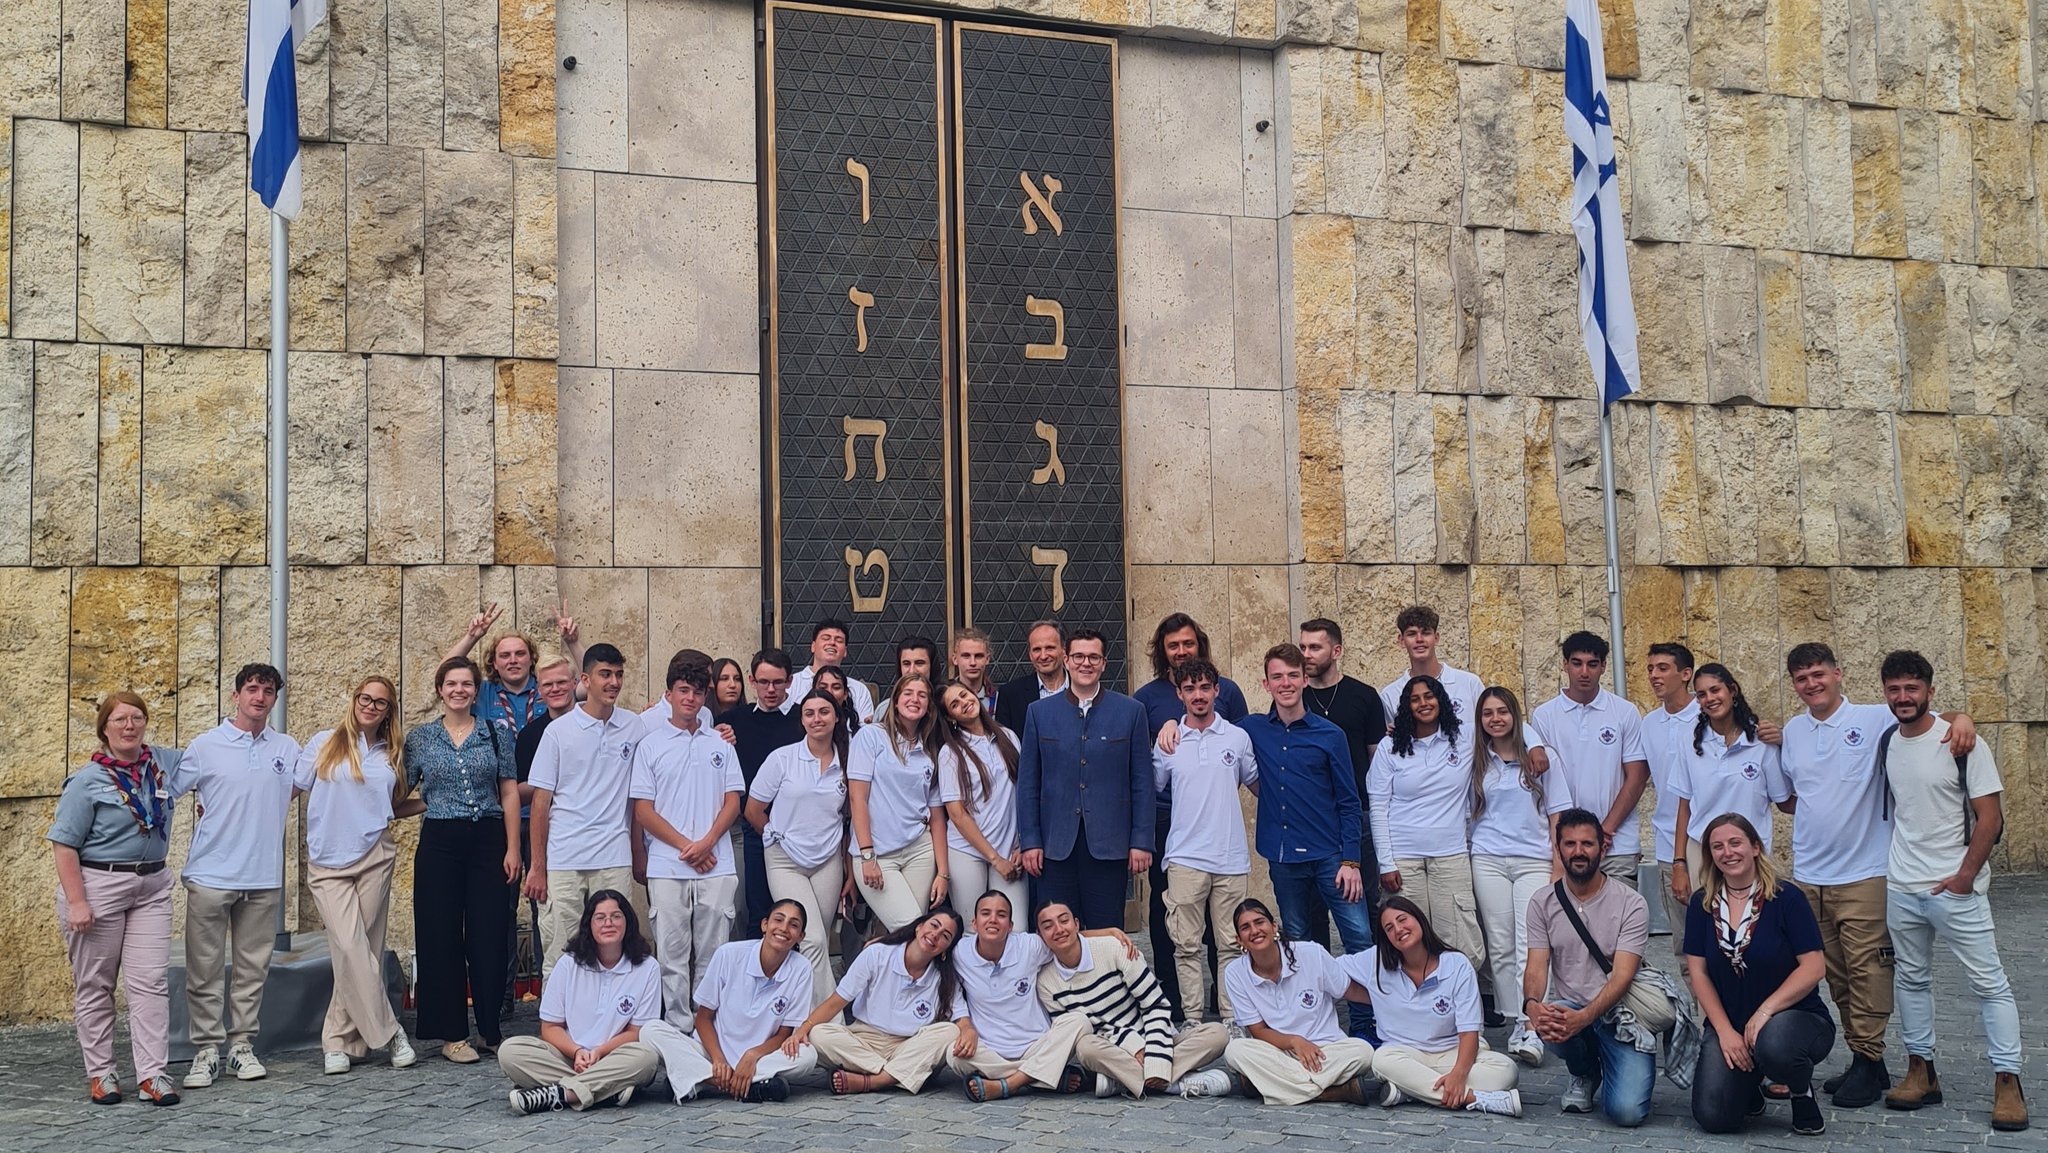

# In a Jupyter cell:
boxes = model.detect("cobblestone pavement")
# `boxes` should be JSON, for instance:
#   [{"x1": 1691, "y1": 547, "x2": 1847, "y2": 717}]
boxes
[{"x1": 4, "y1": 877, "x2": 2045, "y2": 1152}]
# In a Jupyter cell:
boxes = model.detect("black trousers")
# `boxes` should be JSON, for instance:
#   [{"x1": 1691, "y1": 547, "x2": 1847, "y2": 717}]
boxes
[
  {"x1": 414, "y1": 818, "x2": 512, "y2": 1045},
  {"x1": 1692, "y1": 1008, "x2": 1837, "y2": 1134},
  {"x1": 1039, "y1": 821, "x2": 1129, "y2": 931}
]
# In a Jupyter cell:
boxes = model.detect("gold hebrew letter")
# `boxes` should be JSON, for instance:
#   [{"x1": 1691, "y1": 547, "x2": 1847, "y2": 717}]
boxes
[
  {"x1": 843, "y1": 547, "x2": 891, "y2": 613},
  {"x1": 847, "y1": 286, "x2": 875, "y2": 352},
  {"x1": 1023, "y1": 295, "x2": 1067, "y2": 361},
  {"x1": 841, "y1": 417, "x2": 888, "y2": 482},
  {"x1": 1031, "y1": 420, "x2": 1066, "y2": 486},
  {"x1": 1030, "y1": 546, "x2": 1070, "y2": 611},
  {"x1": 846, "y1": 158, "x2": 872, "y2": 223},
  {"x1": 1018, "y1": 172, "x2": 1065, "y2": 236}
]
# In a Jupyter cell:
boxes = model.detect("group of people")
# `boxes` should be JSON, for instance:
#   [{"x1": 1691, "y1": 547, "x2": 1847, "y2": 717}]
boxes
[{"x1": 48, "y1": 604, "x2": 2028, "y2": 1134}]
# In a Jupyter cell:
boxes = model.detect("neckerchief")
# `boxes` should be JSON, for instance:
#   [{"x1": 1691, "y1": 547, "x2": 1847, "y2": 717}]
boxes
[
  {"x1": 91, "y1": 747, "x2": 168, "y2": 836},
  {"x1": 1712, "y1": 888, "x2": 1761, "y2": 977},
  {"x1": 486, "y1": 681, "x2": 545, "y2": 730}
]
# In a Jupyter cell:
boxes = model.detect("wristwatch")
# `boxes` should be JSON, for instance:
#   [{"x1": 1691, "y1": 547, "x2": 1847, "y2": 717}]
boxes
[{"x1": 859, "y1": 846, "x2": 876, "y2": 862}]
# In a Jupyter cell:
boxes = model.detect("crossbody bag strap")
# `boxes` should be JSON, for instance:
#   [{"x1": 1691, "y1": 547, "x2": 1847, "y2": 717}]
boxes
[{"x1": 1553, "y1": 879, "x2": 1614, "y2": 975}]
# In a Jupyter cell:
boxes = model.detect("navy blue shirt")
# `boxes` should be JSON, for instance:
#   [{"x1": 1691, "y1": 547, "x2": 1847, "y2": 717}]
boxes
[
  {"x1": 1241, "y1": 710, "x2": 1361, "y2": 865},
  {"x1": 1683, "y1": 883, "x2": 1830, "y2": 1028},
  {"x1": 1133, "y1": 675, "x2": 1250, "y2": 807}
]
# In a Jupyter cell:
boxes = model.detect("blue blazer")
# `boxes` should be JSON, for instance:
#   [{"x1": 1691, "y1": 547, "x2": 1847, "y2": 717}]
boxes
[{"x1": 1017, "y1": 689, "x2": 1155, "y2": 861}]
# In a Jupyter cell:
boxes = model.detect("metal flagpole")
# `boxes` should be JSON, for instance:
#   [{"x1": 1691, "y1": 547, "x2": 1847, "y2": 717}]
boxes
[
  {"x1": 270, "y1": 210, "x2": 291, "y2": 953},
  {"x1": 1598, "y1": 408, "x2": 1626, "y2": 700}
]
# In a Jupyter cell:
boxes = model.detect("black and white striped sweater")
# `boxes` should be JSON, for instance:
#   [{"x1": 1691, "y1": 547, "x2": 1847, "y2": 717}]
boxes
[{"x1": 1035, "y1": 937, "x2": 1175, "y2": 1058}]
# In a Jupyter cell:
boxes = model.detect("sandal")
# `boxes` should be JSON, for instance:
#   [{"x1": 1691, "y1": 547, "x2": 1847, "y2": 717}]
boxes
[
  {"x1": 964, "y1": 1075, "x2": 1013, "y2": 1102},
  {"x1": 831, "y1": 1070, "x2": 875, "y2": 1095},
  {"x1": 1054, "y1": 1064, "x2": 1088, "y2": 1094}
]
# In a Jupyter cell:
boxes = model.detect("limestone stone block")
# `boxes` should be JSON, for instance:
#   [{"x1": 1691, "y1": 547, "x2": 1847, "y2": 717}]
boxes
[
  {"x1": 1225, "y1": 565, "x2": 1290, "y2": 703},
  {"x1": 2012, "y1": 269, "x2": 2048, "y2": 420},
  {"x1": 1629, "y1": 241, "x2": 1705, "y2": 403},
  {"x1": 1941, "y1": 265, "x2": 2019, "y2": 416},
  {"x1": 1957, "y1": 415, "x2": 2009, "y2": 567},
  {"x1": 1468, "y1": 395, "x2": 1526, "y2": 563},
  {"x1": 1441, "y1": 0, "x2": 1512, "y2": 63},
  {"x1": 1457, "y1": 64, "x2": 1514, "y2": 228},
  {"x1": 593, "y1": 173, "x2": 756, "y2": 373},
  {"x1": 1625, "y1": 82, "x2": 1690, "y2": 243},
  {"x1": 1609, "y1": 401, "x2": 1653, "y2": 565},
  {"x1": 1963, "y1": 0, "x2": 2026, "y2": 118},
  {"x1": 285, "y1": 567, "x2": 403, "y2": 734},
  {"x1": 1899, "y1": 413, "x2": 1963, "y2": 565},
  {"x1": 0, "y1": 800, "x2": 77, "y2": 1015},
  {"x1": 0, "y1": 571, "x2": 64, "y2": 778},
  {"x1": 1621, "y1": 560, "x2": 1685, "y2": 673},
  {"x1": 141, "y1": 346, "x2": 266, "y2": 565},
  {"x1": 1503, "y1": 230, "x2": 1582, "y2": 398},
  {"x1": 1552, "y1": 398, "x2": 1604, "y2": 563},
  {"x1": 166, "y1": 0, "x2": 241, "y2": 130},
  {"x1": 0, "y1": 343, "x2": 31, "y2": 562},
  {"x1": 346, "y1": 145, "x2": 426, "y2": 354},
  {"x1": 330, "y1": 0, "x2": 387, "y2": 142},
  {"x1": 1391, "y1": 393, "x2": 1435, "y2": 563},
  {"x1": 97, "y1": 345, "x2": 142, "y2": 565},
  {"x1": 1872, "y1": 1, "x2": 1933, "y2": 110},
  {"x1": 1431, "y1": 400, "x2": 1475, "y2": 565},
  {"x1": 285, "y1": 353, "x2": 368, "y2": 565},
  {"x1": 501, "y1": 0, "x2": 556, "y2": 157},
  {"x1": 555, "y1": 567, "x2": 652, "y2": 701},
  {"x1": 1935, "y1": 114, "x2": 1975, "y2": 262},
  {"x1": 1321, "y1": 49, "x2": 1388, "y2": 219},
  {"x1": 398, "y1": 566, "x2": 481, "y2": 722},
  {"x1": 1123, "y1": 209, "x2": 1235, "y2": 388},
  {"x1": 0, "y1": 0, "x2": 62, "y2": 118},
  {"x1": 78, "y1": 125, "x2": 184, "y2": 344},
  {"x1": 2003, "y1": 414, "x2": 2048, "y2": 567},
  {"x1": 1646, "y1": 402, "x2": 1703, "y2": 565},
  {"x1": 555, "y1": 366, "x2": 612, "y2": 565},
  {"x1": 624, "y1": 0, "x2": 754, "y2": 181},
  {"x1": 424, "y1": 149, "x2": 515, "y2": 356},
  {"x1": 1691, "y1": 0, "x2": 1767, "y2": 91},
  {"x1": 174, "y1": 566, "x2": 219, "y2": 745},
  {"x1": 1414, "y1": 225, "x2": 1469, "y2": 392},
  {"x1": 557, "y1": 0, "x2": 625, "y2": 169},
  {"x1": 60, "y1": 0, "x2": 126, "y2": 122},
  {"x1": 1352, "y1": 218, "x2": 1415, "y2": 393},
  {"x1": 0, "y1": 118, "x2": 12, "y2": 337},
  {"x1": 442, "y1": 359, "x2": 495, "y2": 563},
  {"x1": 558, "y1": 169, "x2": 596, "y2": 367},
  {"x1": 1352, "y1": 0, "x2": 1405, "y2": 49},
  {"x1": 1381, "y1": 51, "x2": 1462, "y2": 225},
  {"x1": 1630, "y1": 0, "x2": 1690, "y2": 83},
  {"x1": 1522, "y1": 398, "x2": 1565, "y2": 564},
  {"x1": 1692, "y1": 405, "x2": 1759, "y2": 566},
  {"x1": 1829, "y1": 408, "x2": 1906, "y2": 565},
  {"x1": 648, "y1": 568, "x2": 763, "y2": 702},
  {"x1": 1961, "y1": 568, "x2": 2008, "y2": 719},
  {"x1": 1703, "y1": 93, "x2": 1794, "y2": 250},
  {"x1": 1212, "y1": 390, "x2": 1287, "y2": 564},
  {"x1": 127, "y1": 0, "x2": 170, "y2": 127},
  {"x1": 1703, "y1": 245, "x2": 1762, "y2": 405},
  {"x1": 1801, "y1": 254, "x2": 1902, "y2": 410},
  {"x1": 365, "y1": 357, "x2": 444, "y2": 564},
  {"x1": 1466, "y1": 566, "x2": 1523, "y2": 691},
  {"x1": 1792, "y1": 410, "x2": 1840, "y2": 565},
  {"x1": 1757, "y1": 250, "x2": 1806, "y2": 407},
  {"x1": 1594, "y1": 0, "x2": 1642, "y2": 76},
  {"x1": 1752, "y1": 407, "x2": 1805, "y2": 565},
  {"x1": 1716, "y1": 568, "x2": 1785, "y2": 714},
  {"x1": 293, "y1": 5, "x2": 331, "y2": 138},
  {"x1": 1972, "y1": 116, "x2": 2037, "y2": 267},
  {"x1": 443, "y1": 0, "x2": 500, "y2": 152},
  {"x1": 30, "y1": 343, "x2": 99, "y2": 566},
  {"x1": 512, "y1": 157, "x2": 559, "y2": 362},
  {"x1": 1338, "y1": 389, "x2": 1395, "y2": 562},
  {"x1": 1795, "y1": 99, "x2": 1853, "y2": 255},
  {"x1": 1233, "y1": 217, "x2": 1280, "y2": 389},
  {"x1": 10, "y1": 119, "x2": 79, "y2": 341},
  {"x1": 248, "y1": 143, "x2": 348, "y2": 352},
  {"x1": 1765, "y1": 0, "x2": 1827, "y2": 96},
  {"x1": 218, "y1": 565, "x2": 270, "y2": 710},
  {"x1": 184, "y1": 132, "x2": 247, "y2": 348},
  {"x1": 1275, "y1": 45, "x2": 1327, "y2": 215},
  {"x1": 1511, "y1": 69, "x2": 1573, "y2": 234},
  {"x1": 613, "y1": 370, "x2": 756, "y2": 567},
  {"x1": 1286, "y1": 214, "x2": 1352, "y2": 563},
  {"x1": 1274, "y1": 0, "x2": 1359, "y2": 48},
  {"x1": 1414, "y1": 567, "x2": 1474, "y2": 667},
  {"x1": 1680, "y1": 567, "x2": 1718, "y2": 668},
  {"x1": 1848, "y1": 108, "x2": 1905, "y2": 257},
  {"x1": 1241, "y1": 51, "x2": 1278, "y2": 218},
  {"x1": 1125, "y1": 385, "x2": 1214, "y2": 565},
  {"x1": 1334, "y1": 564, "x2": 1417, "y2": 689},
  {"x1": 1283, "y1": 385, "x2": 1304, "y2": 563},
  {"x1": 68, "y1": 567, "x2": 180, "y2": 765},
  {"x1": 386, "y1": 0, "x2": 444, "y2": 148}
]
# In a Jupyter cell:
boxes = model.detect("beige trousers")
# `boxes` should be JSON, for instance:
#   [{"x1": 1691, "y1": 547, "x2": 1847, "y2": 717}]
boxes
[
  {"x1": 1602, "y1": 851, "x2": 1642, "y2": 888},
  {"x1": 1795, "y1": 876, "x2": 1894, "y2": 1060},
  {"x1": 182, "y1": 881, "x2": 282, "y2": 1048},
  {"x1": 763, "y1": 843, "x2": 842, "y2": 1007},
  {"x1": 1077, "y1": 1020, "x2": 1229, "y2": 1097},
  {"x1": 859, "y1": 833, "x2": 936, "y2": 933},
  {"x1": 944, "y1": 1011, "x2": 1091, "y2": 1088},
  {"x1": 540, "y1": 867, "x2": 638, "y2": 976},
  {"x1": 646, "y1": 875, "x2": 739, "y2": 1027},
  {"x1": 1657, "y1": 861, "x2": 1688, "y2": 958},
  {"x1": 1394, "y1": 855, "x2": 1486, "y2": 973},
  {"x1": 498, "y1": 1035, "x2": 658, "y2": 1108},
  {"x1": 811, "y1": 1020, "x2": 957, "y2": 1093},
  {"x1": 1373, "y1": 1044, "x2": 1519, "y2": 1104},
  {"x1": 307, "y1": 834, "x2": 401, "y2": 1054},
  {"x1": 1223, "y1": 1036, "x2": 1376, "y2": 1105},
  {"x1": 642, "y1": 1019, "x2": 816, "y2": 1100},
  {"x1": 1163, "y1": 865, "x2": 1248, "y2": 1019},
  {"x1": 948, "y1": 853, "x2": 1029, "y2": 923}
]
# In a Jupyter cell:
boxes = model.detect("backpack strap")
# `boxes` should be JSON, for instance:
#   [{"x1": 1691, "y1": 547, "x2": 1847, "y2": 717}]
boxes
[
  {"x1": 1876, "y1": 724, "x2": 1899, "y2": 822},
  {"x1": 1553, "y1": 879, "x2": 1614, "y2": 975}
]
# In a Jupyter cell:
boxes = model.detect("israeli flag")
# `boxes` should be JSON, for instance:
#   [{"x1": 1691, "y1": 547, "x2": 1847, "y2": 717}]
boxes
[
  {"x1": 1565, "y1": 0, "x2": 1640, "y2": 407},
  {"x1": 246, "y1": 0, "x2": 326, "y2": 220}
]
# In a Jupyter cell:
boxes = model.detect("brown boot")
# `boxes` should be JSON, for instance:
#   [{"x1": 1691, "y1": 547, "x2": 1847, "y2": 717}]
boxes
[
  {"x1": 1886, "y1": 1055, "x2": 1943, "y2": 1110},
  {"x1": 1993, "y1": 1073, "x2": 2030, "y2": 1132}
]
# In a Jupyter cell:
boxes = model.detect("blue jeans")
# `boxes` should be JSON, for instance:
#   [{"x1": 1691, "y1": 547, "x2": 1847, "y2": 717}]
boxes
[
  {"x1": 1888, "y1": 886, "x2": 2022, "y2": 1073},
  {"x1": 1270, "y1": 856, "x2": 1377, "y2": 1037},
  {"x1": 1547, "y1": 1004, "x2": 1656, "y2": 1127}
]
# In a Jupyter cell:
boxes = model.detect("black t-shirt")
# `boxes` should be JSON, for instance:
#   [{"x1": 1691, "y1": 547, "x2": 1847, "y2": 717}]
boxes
[
  {"x1": 1684, "y1": 883, "x2": 1830, "y2": 1027},
  {"x1": 717, "y1": 705, "x2": 804, "y2": 785},
  {"x1": 1300, "y1": 676, "x2": 1386, "y2": 858},
  {"x1": 513, "y1": 711, "x2": 556, "y2": 784}
]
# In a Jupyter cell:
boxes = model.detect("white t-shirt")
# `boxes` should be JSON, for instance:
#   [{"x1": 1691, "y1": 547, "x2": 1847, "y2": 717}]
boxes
[
  {"x1": 1367, "y1": 729, "x2": 1472, "y2": 871},
  {"x1": 938, "y1": 729, "x2": 1019, "y2": 861},
  {"x1": 1639, "y1": 700, "x2": 1700, "y2": 863},
  {"x1": 694, "y1": 939, "x2": 813, "y2": 1057},
  {"x1": 1339, "y1": 947, "x2": 1482, "y2": 1052},
  {"x1": 1221, "y1": 940, "x2": 1352, "y2": 1044},
  {"x1": 1151, "y1": 717, "x2": 1259, "y2": 875},
  {"x1": 1886, "y1": 716, "x2": 2003, "y2": 893},
  {"x1": 1468, "y1": 729, "x2": 1570, "y2": 859},
  {"x1": 1779, "y1": 700, "x2": 1894, "y2": 886},
  {"x1": 529, "y1": 705, "x2": 644, "y2": 871},
  {"x1": 1379, "y1": 665, "x2": 1485, "y2": 728},
  {"x1": 748, "y1": 742, "x2": 847, "y2": 870},
  {"x1": 834, "y1": 941, "x2": 964, "y2": 1036},
  {"x1": 782, "y1": 667, "x2": 876, "y2": 723},
  {"x1": 953, "y1": 933, "x2": 1055, "y2": 1059},
  {"x1": 293, "y1": 730, "x2": 397, "y2": 870},
  {"x1": 538, "y1": 952, "x2": 661, "y2": 1050},
  {"x1": 1671, "y1": 728, "x2": 1790, "y2": 848},
  {"x1": 172, "y1": 720, "x2": 303, "y2": 890},
  {"x1": 848, "y1": 725, "x2": 940, "y2": 857},
  {"x1": 636, "y1": 700, "x2": 716, "y2": 731},
  {"x1": 628, "y1": 718, "x2": 745, "y2": 880},
  {"x1": 1531, "y1": 690, "x2": 1650, "y2": 857}
]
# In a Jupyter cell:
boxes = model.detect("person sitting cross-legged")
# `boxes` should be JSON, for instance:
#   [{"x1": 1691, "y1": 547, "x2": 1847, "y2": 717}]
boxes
[
  {"x1": 502, "y1": 890, "x2": 660, "y2": 1114},
  {"x1": 643, "y1": 899, "x2": 819, "y2": 1103}
]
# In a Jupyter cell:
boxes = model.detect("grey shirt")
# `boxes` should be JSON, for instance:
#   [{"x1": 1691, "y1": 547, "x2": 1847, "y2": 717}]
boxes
[{"x1": 47, "y1": 746, "x2": 183, "y2": 863}]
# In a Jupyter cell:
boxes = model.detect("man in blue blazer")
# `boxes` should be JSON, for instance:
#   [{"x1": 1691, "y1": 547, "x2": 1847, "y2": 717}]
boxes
[{"x1": 1017, "y1": 628, "x2": 1155, "y2": 930}]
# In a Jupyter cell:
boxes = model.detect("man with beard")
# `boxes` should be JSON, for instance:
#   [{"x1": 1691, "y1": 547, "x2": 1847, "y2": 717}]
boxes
[{"x1": 1523, "y1": 809, "x2": 1655, "y2": 1127}]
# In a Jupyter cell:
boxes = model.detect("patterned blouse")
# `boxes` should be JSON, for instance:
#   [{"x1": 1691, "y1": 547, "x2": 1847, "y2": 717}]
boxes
[{"x1": 403, "y1": 716, "x2": 515, "y2": 821}]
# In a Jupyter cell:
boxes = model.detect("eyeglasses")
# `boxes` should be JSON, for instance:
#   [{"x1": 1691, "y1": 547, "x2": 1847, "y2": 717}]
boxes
[
  {"x1": 1068, "y1": 654, "x2": 1105, "y2": 665},
  {"x1": 355, "y1": 694, "x2": 393, "y2": 712},
  {"x1": 753, "y1": 677, "x2": 790, "y2": 689}
]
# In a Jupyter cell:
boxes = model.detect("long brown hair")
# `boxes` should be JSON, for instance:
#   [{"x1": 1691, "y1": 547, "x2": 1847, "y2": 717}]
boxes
[
  {"x1": 938, "y1": 680, "x2": 1019, "y2": 801},
  {"x1": 1470, "y1": 686, "x2": 1542, "y2": 823},
  {"x1": 313, "y1": 675, "x2": 406, "y2": 784},
  {"x1": 877, "y1": 674, "x2": 943, "y2": 765},
  {"x1": 1370, "y1": 895, "x2": 1458, "y2": 993},
  {"x1": 1696, "y1": 812, "x2": 1781, "y2": 908}
]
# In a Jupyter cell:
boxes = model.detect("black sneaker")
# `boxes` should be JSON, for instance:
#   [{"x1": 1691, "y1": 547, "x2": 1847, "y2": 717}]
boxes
[
  {"x1": 1832, "y1": 1055, "x2": 1892, "y2": 1109},
  {"x1": 1791, "y1": 1093, "x2": 1826, "y2": 1134},
  {"x1": 1747, "y1": 1086, "x2": 1768, "y2": 1117},
  {"x1": 746, "y1": 1076, "x2": 790, "y2": 1103},
  {"x1": 509, "y1": 1084, "x2": 565, "y2": 1115}
]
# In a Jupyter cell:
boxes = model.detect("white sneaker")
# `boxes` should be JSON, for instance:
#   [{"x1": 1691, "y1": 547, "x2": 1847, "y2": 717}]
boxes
[
  {"x1": 1380, "y1": 1081, "x2": 1407, "y2": 1108},
  {"x1": 611, "y1": 1084, "x2": 636, "y2": 1108},
  {"x1": 1094, "y1": 1073, "x2": 1116, "y2": 1098},
  {"x1": 323, "y1": 1051, "x2": 350, "y2": 1075},
  {"x1": 183, "y1": 1046, "x2": 221, "y2": 1089},
  {"x1": 389, "y1": 1028, "x2": 417, "y2": 1069},
  {"x1": 1467, "y1": 1088, "x2": 1523, "y2": 1116},
  {"x1": 1561, "y1": 1074, "x2": 1598, "y2": 1113},
  {"x1": 1508, "y1": 1026, "x2": 1545, "y2": 1068},
  {"x1": 227, "y1": 1042, "x2": 267, "y2": 1081},
  {"x1": 1175, "y1": 1068, "x2": 1237, "y2": 1098}
]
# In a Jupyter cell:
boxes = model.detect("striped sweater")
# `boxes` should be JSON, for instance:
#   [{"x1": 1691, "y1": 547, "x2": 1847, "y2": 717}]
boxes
[{"x1": 1036, "y1": 938, "x2": 1177, "y2": 1080}]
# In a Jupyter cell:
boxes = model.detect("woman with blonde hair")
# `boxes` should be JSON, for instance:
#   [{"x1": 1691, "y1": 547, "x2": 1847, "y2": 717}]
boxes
[
  {"x1": 847, "y1": 675, "x2": 950, "y2": 930},
  {"x1": 49, "y1": 692, "x2": 184, "y2": 1105},
  {"x1": 935, "y1": 680, "x2": 1025, "y2": 915},
  {"x1": 1467, "y1": 686, "x2": 1568, "y2": 1067},
  {"x1": 295, "y1": 676, "x2": 427, "y2": 1074}
]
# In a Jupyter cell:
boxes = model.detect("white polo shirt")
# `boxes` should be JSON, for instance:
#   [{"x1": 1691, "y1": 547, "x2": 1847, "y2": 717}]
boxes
[
  {"x1": 1886, "y1": 715, "x2": 2002, "y2": 894},
  {"x1": 1339, "y1": 947, "x2": 1481, "y2": 1051},
  {"x1": 1379, "y1": 665, "x2": 1485, "y2": 727},
  {"x1": 748, "y1": 742, "x2": 847, "y2": 870},
  {"x1": 173, "y1": 719, "x2": 303, "y2": 890},
  {"x1": 1367, "y1": 729, "x2": 1471, "y2": 871},
  {"x1": 848, "y1": 725, "x2": 940, "y2": 856},
  {"x1": 293, "y1": 730, "x2": 397, "y2": 870},
  {"x1": 1639, "y1": 700, "x2": 1700, "y2": 863},
  {"x1": 636, "y1": 700, "x2": 716, "y2": 731},
  {"x1": 1152, "y1": 716, "x2": 1259, "y2": 874},
  {"x1": 1531, "y1": 689, "x2": 1650, "y2": 857},
  {"x1": 782, "y1": 667, "x2": 876, "y2": 723},
  {"x1": 1468, "y1": 728, "x2": 1569, "y2": 859},
  {"x1": 938, "y1": 729, "x2": 1019, "y2": 861},
  {"x1": 538, "y1": 951, "x2": 661, "y2": 1050},
  {"x1": 629, "y1": 718, "x2": 744, "y2": 880},
  {"x1": 529, "y1": 704, "x2": 643, "y2": 871},
  {"x1": 835, "y1": 941, "x2": 964, "y2": 1035},
  {"x1": 953, "y1": 933, "x2": 1056, "y2": 1058},
  {"x1": 1779, "y1": 700, "x2": 1894, "y2": 886},
  {"x1": 1221, "y1": 940, "x2": 1352, "y2": 1044},
  {"x1": 695, "y1": 938, "x2": 813, "y2": 1056},
  {"x1": 1672, "y1": 728, "x2": 1790, "y2": 849}
]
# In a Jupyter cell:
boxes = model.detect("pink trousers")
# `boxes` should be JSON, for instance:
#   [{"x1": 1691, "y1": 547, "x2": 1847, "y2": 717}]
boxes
[{"x1": 59, "y1": 867, "x2": 173, "y2": 1082}]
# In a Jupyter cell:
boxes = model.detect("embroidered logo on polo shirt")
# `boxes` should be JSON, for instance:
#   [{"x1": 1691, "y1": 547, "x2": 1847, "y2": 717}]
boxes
[
  {"x1": 1430, "y1": 995, "x2": 1452, "y2": 1017},
  {"x1": 1298, "y1": 990, "x2": 1317, "y2": 1010},
  {"x1": 1739, "y1": 761, "x2": 1761, "y2": 781},
  {"x1": 1598, "y1": 727, "x2": 1618, "y2": 746},
  {"x1": 272, "y1": 757, "x2": 287, "y2": 774},
  {"x1": 1015, "y1": 978, "x2": 1032, "y2": 997},
  {"x1": 619, "y1": 742, "x2": 635, "y2": 763},
  {"x1": 616, "y1": 994, "x2": 637, "y2": 1015},
  {"x1": 771, "y1": 995, "x2": 790, "y2": 1016},
  {"x1": 710, "y1": 751, "x2": 726, "y2": 770},
  {"x1": 1221, "y1": 750, "x2": 1237, "y2": 767},
  {"x1": 913, "y1": 999, "x2": 933, "y2": 1021},
  {"x1": 835, "y1": 778, "x2": 848, "y2": 797},
  {"x1": 1844, "y1": 729, "x2": 1866, "y2": 747}
]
